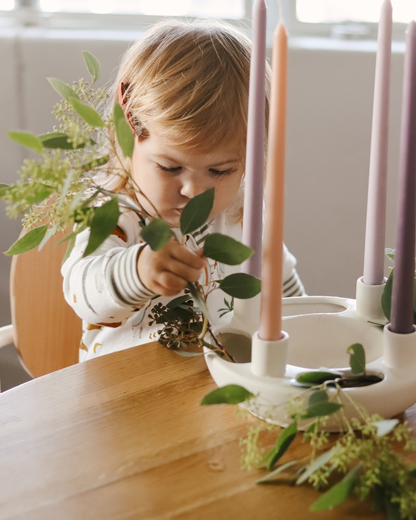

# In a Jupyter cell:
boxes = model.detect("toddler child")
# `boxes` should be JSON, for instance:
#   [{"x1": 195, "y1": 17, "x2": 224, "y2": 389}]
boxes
[{"x1": 62, "y1": 19, "x2": 304, "y2": 361}]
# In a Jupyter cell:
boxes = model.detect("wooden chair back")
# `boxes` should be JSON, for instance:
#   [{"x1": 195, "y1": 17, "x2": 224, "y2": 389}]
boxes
[{"x1": 10, "y1": 231, "x2": 81, "y2": 377}]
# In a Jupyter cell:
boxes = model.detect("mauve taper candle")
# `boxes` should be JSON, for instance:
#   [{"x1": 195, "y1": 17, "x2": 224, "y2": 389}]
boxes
[
  {"x1": 242, "y1": 0, "x2": 267, "y2": 278},
  {"x1": 390, "y1": 21, "x2": 416, "y2": 334},
  {"x1": 363, "y1": 0, "x2": 392, "y2": 286}
]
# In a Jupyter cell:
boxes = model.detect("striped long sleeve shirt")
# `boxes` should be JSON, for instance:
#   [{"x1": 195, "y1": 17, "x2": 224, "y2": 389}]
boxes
[{"x1": 62, "y1": 209, "x2": 304, "y2": 362}]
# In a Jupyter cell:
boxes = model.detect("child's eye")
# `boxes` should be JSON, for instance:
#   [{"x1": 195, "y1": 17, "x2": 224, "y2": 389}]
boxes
[
  {"x1": 156, "y1": 163, "x2": 182, "y2": 173},
  {"x1": 209, "y1": 168, "x2": 233, "y2": 176}
]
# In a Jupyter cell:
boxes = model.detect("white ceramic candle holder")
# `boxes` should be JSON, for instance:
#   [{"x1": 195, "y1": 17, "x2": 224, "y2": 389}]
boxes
[
  {"x1": 251, "y1": 330, "x2": 289, "y2": 378},
  {"x1": 205, "y1": 291, "x2": 416, "y2": 430},
  {"x1": 356, "y1": 276, "x2": 388, "y2": 324}
]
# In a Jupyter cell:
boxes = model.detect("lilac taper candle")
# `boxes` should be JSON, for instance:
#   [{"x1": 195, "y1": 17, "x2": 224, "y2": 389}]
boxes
[
  {"x1": 363, "y1": 0, "x2": 392, "y2": 285},
  {"x1": 242, "y1": 0, "x2": 267, "y2": 279},
  {"x1": 390, "y1": 21, "x2": 416, "y2": 334}
]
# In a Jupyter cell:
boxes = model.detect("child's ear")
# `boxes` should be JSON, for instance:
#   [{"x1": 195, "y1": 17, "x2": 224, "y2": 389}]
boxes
[
  {"x1": 118, "y1": 82, "x2": 136, "y2": 133},
  {"x1": 118, "y1": 81, "x2": 127, "y2": 107}
]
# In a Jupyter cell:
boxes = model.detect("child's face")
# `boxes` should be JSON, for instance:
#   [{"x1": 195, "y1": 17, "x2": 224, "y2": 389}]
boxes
[{"x1": 131, "y1": 130, "x2": 244, "y2": 229}]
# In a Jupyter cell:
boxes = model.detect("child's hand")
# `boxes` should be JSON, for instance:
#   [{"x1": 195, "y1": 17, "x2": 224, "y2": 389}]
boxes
[{"x1": 137, "y1": 241, "x2": 206, "y2": 297}]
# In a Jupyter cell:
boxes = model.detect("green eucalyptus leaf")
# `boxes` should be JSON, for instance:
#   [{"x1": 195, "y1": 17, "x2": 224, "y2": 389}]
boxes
[
  {"x1": 188, "y1": 282, "x2": 212, "y2": 321},
  {"x1": 80, "y1": 155, "x2": 110, "y2": 171},
  {"x1": 48, "y1": 78, "x2": 80, "y2": 102},
  {"x1": 347, "y1": 343, "x2": 366, "y2": 375},
  {"x1": 0, "y1": 184, "x2": 10, "y2": 199},
  {"x1": 295, "y1": 371, "x2": 340, "y2": 387},
  {"x1": 308, "y1": 390, "x2": 329, "y2": 407},
  {"x1": 310, "y1": 463, "x2": 362, "y2": 511},
  {"x1": 114, "y1": 102, "x2": 134, "y2": 158},
  {"x1": 0, "y1": 183, "x2": 53, "y2": 204},
  {"x1": 266, "y1": 421, "x2": 298, "y2": 470},
  {"x1": 408, "y1": 466, "x2": 416, "y2": 477},
  {"x1": 297, "y1": 446, "x2": 339, "y2": 485},
  {"x1": 7, "y1": 131, "x2": 44, "y2": 154},
  {"x1": 58, "y1": 226, "x2": 86, "y2": 245},
  {"x1": 28, "y1": 184, "x2": 55, "y2": 204},
  {"x1": 174, "y1": 350, "x2": 204, "y2": 357},
  {"x1": 0, "y1": 183, "x2": 10, "y2": 199},
  {"x1": 257, "y1": 460, "x2": 299, "y2": 484},
  {"x1": 155, "y1": 306, "x2": 193, "y2": 324},
  {"x1": 70, "y1": 98, "x2": 104, "y2": 128},
  {"x1": 38, "y1": 224, "x2": 58, "y2": 251},
  {"x1": 39, "y1": 132, "x2": 89, "y2": 150},
  {"x1": 140, "y1": 218, "x2": 173, "y2": 251},
  {"x1": 58, "y1": 169, "x2": 77, "y2": 208},
  {"x1": 218, "y1": 273, "x2": 261, "y2": 299},
  {"x1": 385, "y1": 247, "x2": 395, "y2": 261},
  {"x1": 167, "y1": 295, "x2": 192, "y2": 309},
  {"x1": 381, "y1": 270, "x2": 393, "y2": 321},
  {"x1": 302, "y1": 401, "x2": 342, "y2": 420},
  {"x1": 5, "y1": 225, "x2": 48, "y2": 255},
  {"x1": 62, "y1": 234, "x2": 76, "y2": 265},
  {"x1": 203, "y1": 233, "x2": 254, "y2": 265},
  {"x1": 83, "y1": 198, "x2": 120, "y2": 257},
  {"x1": 372, "y1": 485, "x2": 385, "y2": 512},
  {"x1": 82, "y1": 50, "x2": 101, "y2": 84},
  {"x1": 200, "y1": 384, "x2": 254, "y2": 406},
  {"x1": 373, "y1": 419, "x2": 399, "y2": 437},
  {"x1": 305, "y1": 422, "x2": 318, "y2": 435},
  {"x1": 180, "y1": 188, "x2": 214, "y2": 235},
  {"x1": 384, "y1": 496, "x2": 401, "y2": 520}
]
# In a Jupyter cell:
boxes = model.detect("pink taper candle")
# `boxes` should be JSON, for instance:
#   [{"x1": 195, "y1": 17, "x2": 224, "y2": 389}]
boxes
[
  {"x1": 242, "y1": 0, "x2": 267, "y2": 278},
  {"x1": 363, "y1": 0, "x2": 392, "y2": 286},
  {"x1": 258, "y1": 23, "x2": 287, "y2": 342},
  {"x1": 390, "y1": 21, "x2": 416, "y2": 334}
]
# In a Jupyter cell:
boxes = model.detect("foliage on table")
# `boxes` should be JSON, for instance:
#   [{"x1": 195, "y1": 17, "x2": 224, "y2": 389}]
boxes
[{"x1": 201, "y1": 344, "x2": 416, "y2": 520}]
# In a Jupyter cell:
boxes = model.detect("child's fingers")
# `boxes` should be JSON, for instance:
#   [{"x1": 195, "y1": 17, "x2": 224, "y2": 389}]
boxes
[
  {"x1": 137, "y1": 243, "x2": 204, "y2": 296},
  {"x1": 169, "y1": 241, "x2": 206, "y2": 270},
  {"x1": 153, "y1": 271, "x2": 189, "y2": 296},
  {"x1": 163, "y1": 256, "x2": 203, "y2": 283}
]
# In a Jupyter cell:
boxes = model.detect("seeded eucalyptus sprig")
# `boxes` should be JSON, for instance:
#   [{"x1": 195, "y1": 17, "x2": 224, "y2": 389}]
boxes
[
  {"x1": 201, "y1": 344, "x2": 416, "y2": 519},
  {"x1": 1, "y1": 50, "x2": 261, "y2": 358},
  {"x1": 1, "y1": 51, "x2": 132, "y2": 259}
]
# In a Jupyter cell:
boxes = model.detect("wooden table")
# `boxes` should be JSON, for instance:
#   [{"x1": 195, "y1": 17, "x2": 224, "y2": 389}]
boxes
[{"x1": 0, "y1": 342, "x2": 415, "y2": 520}]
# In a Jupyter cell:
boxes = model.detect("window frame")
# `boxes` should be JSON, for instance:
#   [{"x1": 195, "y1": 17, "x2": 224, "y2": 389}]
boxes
[
  {"x1": 0, "y1": 0, "x2": 252, "y2": 32},
  {"x1": 281, "y1": 0, "x2": 408, "y2": 41}
]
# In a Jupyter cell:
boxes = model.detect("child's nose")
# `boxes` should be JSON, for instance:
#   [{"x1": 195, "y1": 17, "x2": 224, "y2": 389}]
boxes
[{"x1": 180, "y1": 178, "x2": 206, "y2": 199}]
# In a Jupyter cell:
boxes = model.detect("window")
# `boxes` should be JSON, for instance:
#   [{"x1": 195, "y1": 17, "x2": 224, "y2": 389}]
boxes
[
  {"x1": 0, "y1": 0, "x2": 250, "y2": 30},
  {"x1": 0, "y1": 0, "x2": 14, "y2": 11},
  {"x1": 39, "y1": 0, "x2": 245, "y2": 19},
  {"x1": 297, "y1": 0, "x2": 415, "y2": 25},
  {"x1": 282, "y1": 0, "x2": 410, "y2": 40}
]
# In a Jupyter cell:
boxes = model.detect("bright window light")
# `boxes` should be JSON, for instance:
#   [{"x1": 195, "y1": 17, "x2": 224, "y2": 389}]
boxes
[
  {"x1": 297, "y1": 0, "x2": 416, "y2": 24},
  {"x1": 0, "y1": 0, "x2": 14, "y2": 11},
  {"x1": 39, "y1": 0, "x2": 245, "y2": 18}
]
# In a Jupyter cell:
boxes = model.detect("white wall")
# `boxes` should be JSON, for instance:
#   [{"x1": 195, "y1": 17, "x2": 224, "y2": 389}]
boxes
[
  {"x1": 0, "y1": 28, "x2": 406, "y2": 326},
  {"x1": 284, "y1": 40, "x2": 404, "y2": 298}
]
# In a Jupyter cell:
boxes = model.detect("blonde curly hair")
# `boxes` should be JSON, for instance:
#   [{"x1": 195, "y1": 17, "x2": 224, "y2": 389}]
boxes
[{"x1": 106, "y1": 18, "x2": 271, "y2": 199}]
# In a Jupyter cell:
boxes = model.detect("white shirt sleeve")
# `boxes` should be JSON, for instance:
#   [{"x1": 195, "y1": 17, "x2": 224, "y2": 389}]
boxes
[{"x1": 61, "y1": 211, "x2": 156, "y2": 325}]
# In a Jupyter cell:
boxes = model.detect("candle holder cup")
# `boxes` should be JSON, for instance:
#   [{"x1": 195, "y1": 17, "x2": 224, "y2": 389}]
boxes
[{"x1": 356, "y1": 276, "x2": 388, "y2": 323}]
